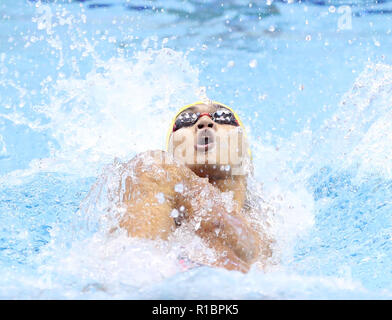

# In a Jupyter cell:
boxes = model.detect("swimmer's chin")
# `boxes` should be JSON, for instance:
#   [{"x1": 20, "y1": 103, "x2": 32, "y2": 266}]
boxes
[{"x1": 194, "y1": 142, "x2": 215, "y2": 153}]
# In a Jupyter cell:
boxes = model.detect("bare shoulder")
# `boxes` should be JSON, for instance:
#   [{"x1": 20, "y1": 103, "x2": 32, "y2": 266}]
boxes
[
  {"x1": 123, "y1": 150, "x2": 190, "y2": 177},
  {"x1": 125, "y1": 150, "x2": 177, "y2": 166}
]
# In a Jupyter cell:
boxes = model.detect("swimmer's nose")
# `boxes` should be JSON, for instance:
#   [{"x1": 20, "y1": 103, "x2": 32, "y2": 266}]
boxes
[{"x1": 196, "y1": 115, "x2": 215, "y2": 130}]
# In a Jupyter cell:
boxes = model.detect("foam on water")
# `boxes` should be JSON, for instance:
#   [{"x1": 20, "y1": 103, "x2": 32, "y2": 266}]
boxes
[
  {"x1": 0, "y1": 43, "x2": 319, "y2": 297},
  {"x1": 318, "y1": 63, "x2": 392, "y2": 180},
  {"x1": 34, "y1": 50, "x2": 200, "y2": 175},
  {"x1": 1, "y1": 0, "x2": 392, "y2": 299}
]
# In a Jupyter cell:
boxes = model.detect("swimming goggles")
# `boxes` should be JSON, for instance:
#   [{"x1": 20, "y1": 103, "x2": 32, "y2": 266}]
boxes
[
  {"x1": 166, "y1": 101, "x2": 252, "y2": 160},
  {"x1": 172, "y1": 106, "x2": 239, "y2": 132}
]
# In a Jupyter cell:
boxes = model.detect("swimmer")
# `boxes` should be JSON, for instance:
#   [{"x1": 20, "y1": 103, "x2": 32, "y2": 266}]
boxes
[{"x1": 108, "y1": 100, "x2": 272, "y2": 272}]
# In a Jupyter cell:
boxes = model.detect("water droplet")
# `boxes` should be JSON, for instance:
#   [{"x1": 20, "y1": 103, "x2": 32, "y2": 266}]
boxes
[
  {"x1": 268, "y1": 25, "x2": 275, "y2": 32},
  {"x1": 155, "y1": 192, "x2": 165, "y2": 204},
  {"x1": 174, "y1": 183, "x2": 184, "y2": 193},
  {"x1": 170, "y1": 209, "x2": 179, "y2": 218},
  {"x1": 227, "y1": 60, "x2": 235, "y2": 68},
  {"x1": 249, "y1": 59, "x2": 258, "y2": 68}
]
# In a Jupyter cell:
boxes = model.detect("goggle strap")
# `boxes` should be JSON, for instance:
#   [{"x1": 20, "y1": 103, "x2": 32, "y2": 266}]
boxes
[{"x1": 199, "y1": 113, "x2": 212, "y2": 119}]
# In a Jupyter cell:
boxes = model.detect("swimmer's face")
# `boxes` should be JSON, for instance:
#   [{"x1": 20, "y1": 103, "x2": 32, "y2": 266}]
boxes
[{"x1": 168, "y1": 103, "x2": 250, "y2": 178}]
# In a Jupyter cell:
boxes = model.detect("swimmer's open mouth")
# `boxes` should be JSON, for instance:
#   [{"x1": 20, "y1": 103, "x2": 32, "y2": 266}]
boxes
[{"x1": 195, "y1": 130, "x2": 215, "y2": 152}]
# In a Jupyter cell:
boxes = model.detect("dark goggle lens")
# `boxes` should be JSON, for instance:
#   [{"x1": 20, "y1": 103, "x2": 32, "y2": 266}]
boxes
[
  {"x1": 174, "y1": 112, "x2": 199, "y2": 131},
  {"x1": 173, "y1": 108, "x2": 239, "y2": 131}
]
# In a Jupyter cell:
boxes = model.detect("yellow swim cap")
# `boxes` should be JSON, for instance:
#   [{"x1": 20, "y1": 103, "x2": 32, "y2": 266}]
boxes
[{"x1": 166, "y1": 101, "x2": 252, "y2": 160}]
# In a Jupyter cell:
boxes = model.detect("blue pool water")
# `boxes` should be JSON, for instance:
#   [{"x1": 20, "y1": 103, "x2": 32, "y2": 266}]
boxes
[{"x1": 1, "y1": 0, "x2": 392, "y2": 299}]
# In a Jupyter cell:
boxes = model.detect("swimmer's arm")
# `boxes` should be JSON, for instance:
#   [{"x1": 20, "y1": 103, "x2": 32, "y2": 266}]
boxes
[
  {"x1": 119, "y1": 195, "x2": 175, "y2": 240},
  {"x1": 199, "y1": 204, "x2": 260, "y2": 263},
  {"x1": 119, "y1": 173, "x2": 177, "y2": 240},
  {"x1": 116, "y1": 150, "x2": 260, "y2": 259}
]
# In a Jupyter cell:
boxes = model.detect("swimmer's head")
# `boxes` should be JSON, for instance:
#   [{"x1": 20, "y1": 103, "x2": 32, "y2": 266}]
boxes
[{"x1": 167, "y1": 101, "x2": 252, "y2": 178}]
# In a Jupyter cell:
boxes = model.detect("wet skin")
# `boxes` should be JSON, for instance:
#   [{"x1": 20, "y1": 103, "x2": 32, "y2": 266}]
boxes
[{"x1": 116, "y1": 103, "x2": 271, "y2": 272}]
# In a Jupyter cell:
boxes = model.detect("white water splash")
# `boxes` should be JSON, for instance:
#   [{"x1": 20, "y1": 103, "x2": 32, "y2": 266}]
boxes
[
  {"x1": 308, "y1": 63, "x2": 392, "y2": 180},
  {"x1": 0, "y1": 135, "x2": 7, "y2": 158},
  {"x1": 27, "y1": 48, "x2": 201, "y2": 176}
]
